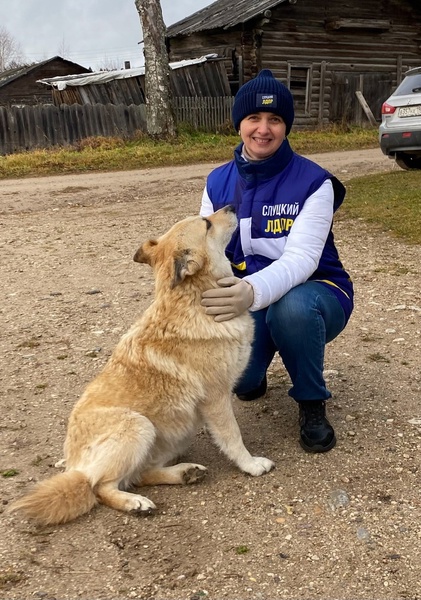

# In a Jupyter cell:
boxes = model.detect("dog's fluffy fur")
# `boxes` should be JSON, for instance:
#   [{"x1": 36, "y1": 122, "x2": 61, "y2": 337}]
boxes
[{"x1": 10, "y1": 206, "x2": 274, "y2": 526}]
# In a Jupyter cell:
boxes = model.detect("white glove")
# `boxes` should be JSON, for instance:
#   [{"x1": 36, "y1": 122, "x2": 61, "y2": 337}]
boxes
[{"x1": 201, "y1": 276, "x2": 254, "y2": 322}]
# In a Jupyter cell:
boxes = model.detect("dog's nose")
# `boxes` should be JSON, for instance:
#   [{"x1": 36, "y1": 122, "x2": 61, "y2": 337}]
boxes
[{"x1": 225, "y1": 204, "x2": 236, "y2": 214}]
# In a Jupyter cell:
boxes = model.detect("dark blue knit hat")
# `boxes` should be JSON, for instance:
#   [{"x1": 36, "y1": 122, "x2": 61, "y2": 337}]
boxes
[{"x1": 232, "y1": 69, "x2": 294, "y2": 135}]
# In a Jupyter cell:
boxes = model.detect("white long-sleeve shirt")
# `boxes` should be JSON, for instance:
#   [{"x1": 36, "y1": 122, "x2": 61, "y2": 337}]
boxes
[{"x1": 200, "y1": 179, "x2": 334, "y2": 311}]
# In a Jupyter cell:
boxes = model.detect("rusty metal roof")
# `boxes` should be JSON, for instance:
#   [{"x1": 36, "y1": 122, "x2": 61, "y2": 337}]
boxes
[{"x1": 166, "y1": 0, "x2": 288, "y2": 38}]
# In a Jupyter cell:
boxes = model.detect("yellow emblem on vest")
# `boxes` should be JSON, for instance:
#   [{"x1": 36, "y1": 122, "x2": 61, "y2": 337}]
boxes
[{"x1": 231, "y1": 261, "x2": 247, "y2": 271}]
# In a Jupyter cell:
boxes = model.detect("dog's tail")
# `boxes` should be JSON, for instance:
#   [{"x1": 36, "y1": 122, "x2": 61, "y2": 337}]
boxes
[{"x1": 9, "y1": 471, "x2": 97, "y2": 526}]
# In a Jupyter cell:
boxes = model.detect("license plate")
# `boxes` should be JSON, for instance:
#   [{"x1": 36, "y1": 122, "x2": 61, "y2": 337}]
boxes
[{"x1": 398, "y1": 105, "x2": 421, "y2": 117}]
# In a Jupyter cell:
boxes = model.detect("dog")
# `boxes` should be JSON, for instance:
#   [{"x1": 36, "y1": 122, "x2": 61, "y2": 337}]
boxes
[{"x1": 10, "y1": 206, "x2": 274, "y2": 526}]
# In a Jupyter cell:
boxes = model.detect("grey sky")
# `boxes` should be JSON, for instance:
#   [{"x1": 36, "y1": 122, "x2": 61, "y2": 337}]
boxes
[{"x1": 0, "y1": 0, "x2": 213, "y2": 70}]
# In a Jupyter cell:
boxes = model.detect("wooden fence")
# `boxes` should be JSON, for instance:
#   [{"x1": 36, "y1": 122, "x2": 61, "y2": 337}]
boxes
[
  {"x1": 175, "y1": 96, "x2": 234, "y2": 131},
  {"x1": 0, "y1": 97, "x2": 235, "y2": 155}
]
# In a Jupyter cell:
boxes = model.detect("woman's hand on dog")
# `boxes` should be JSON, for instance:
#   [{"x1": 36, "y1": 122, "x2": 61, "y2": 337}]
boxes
[{"x1": 201, "y1": 276, "x2": 254, "y2": 321}]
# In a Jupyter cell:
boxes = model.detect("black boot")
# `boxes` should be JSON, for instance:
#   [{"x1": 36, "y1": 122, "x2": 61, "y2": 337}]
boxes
[
  {"x1": 237, "y1": 375, "x2": 267, "y2": 402},
  {"x1": 298, "y1": 400, "x2": 336, "y2": 453}
]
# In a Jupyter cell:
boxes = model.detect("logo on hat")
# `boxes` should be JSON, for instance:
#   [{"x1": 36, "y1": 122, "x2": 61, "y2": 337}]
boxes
[{"x1": 257, "y1": 93, "x2": 277, "y2": 108}]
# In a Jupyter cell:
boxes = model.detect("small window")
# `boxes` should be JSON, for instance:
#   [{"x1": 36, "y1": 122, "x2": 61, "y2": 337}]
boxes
[{"x1": 287, "y1": 64, "x2": 312, "y2": 115}]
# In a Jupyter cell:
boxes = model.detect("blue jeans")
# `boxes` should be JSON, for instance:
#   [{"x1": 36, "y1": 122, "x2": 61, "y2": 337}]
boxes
[{"x1": 235, "y1": 281, "x2": 347, "y2": 402}]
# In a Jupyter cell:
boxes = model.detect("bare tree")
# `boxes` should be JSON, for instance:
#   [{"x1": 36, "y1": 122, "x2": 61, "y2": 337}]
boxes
[
  {"x1": 97, "y1": 56, "x2": 124, "y2": 71},
  {"x1": 134, "y1": 0, "x2": 175, "y2": 138},
  {"x1": 0, "y1": 26, "x2": 25, "y2": 72},
  {"x1": 57, "y1": 36, "x2": 70, "y2": 59}
]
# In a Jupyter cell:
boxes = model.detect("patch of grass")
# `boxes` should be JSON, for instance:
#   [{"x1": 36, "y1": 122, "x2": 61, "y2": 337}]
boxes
[
  {"x1": 235, "y1": 545, "x2": 250, "y2": 554},
  {"x1": 0, "y1": 126, "x2": 377, "y2": 180},
  {"x1": 1, "y1": 469, "x2": 19, "y2": 477},
  {"x1": 289, "y1": 123, "x2": 377, "y2": 154},
  {"x1": 342, "y1": 171, "x2": 421, "y2": 245}
]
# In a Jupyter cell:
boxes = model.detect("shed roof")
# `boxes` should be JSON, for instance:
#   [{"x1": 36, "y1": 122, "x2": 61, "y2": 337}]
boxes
[
  {"x1": 0, "y1": 56, "x2": 89, "y2": 89},
  {"x1": 37, "y1": 54, "x2": 219, "y2": 90},
  {"x1": 166, "y1": 0, "x2": 287, "y2": 37}
]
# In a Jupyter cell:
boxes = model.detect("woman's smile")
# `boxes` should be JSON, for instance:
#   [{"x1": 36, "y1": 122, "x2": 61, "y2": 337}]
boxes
[{"x1": 240, "y1": 112, "x2": 286, "y2": 160}]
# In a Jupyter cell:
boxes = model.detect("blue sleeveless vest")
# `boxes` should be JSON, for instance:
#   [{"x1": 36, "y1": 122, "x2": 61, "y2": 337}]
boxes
[{"x1": 206, "y1": 139, "x2": 354, "y2": 322}]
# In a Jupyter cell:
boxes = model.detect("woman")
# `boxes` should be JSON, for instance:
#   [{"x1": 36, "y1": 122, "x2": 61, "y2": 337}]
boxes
[{"x1": 200, "y1": 69, "x2": 354, "y2": 453}]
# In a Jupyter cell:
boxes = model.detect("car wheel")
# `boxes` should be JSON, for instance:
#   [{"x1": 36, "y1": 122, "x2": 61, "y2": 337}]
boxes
[{"x1": 395, "y1": 153, "x2": 421, "y2": 170}]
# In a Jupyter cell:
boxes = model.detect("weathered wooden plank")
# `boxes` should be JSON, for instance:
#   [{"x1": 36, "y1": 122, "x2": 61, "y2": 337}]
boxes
[
  {"x1": 325, "y1": 18, "x2": 392, "y2": 31},
  {"x1": 355, "y1": 91, "x2": 378, "y2": 126}
]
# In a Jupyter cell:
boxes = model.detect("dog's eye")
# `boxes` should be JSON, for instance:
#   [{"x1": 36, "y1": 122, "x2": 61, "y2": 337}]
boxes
[{"x1": 203, "y1": 218, "x2": 212, "y2": 230}]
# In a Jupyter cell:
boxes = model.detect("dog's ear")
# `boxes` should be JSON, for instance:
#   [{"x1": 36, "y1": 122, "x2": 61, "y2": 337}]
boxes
[
  {"x1": 172, "y1": 250, "x2": 204, "y2": 288},
  {"x1": 133, "y1": 239, "x2": 158, "y2": 265}
]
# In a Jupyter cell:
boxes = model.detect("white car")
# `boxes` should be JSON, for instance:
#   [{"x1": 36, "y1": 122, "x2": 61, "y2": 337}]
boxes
[{"x1": 379, "y1": 67, "x2": 421, "y2": 170}]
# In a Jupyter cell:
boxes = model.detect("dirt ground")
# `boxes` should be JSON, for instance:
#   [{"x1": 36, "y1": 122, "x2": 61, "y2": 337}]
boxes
[{"x1": 1, "y1": 148, "x2": 420, "y2": 600}]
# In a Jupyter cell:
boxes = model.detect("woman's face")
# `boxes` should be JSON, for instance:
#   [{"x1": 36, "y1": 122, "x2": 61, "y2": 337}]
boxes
[{"x1": 239, "y1": 112, "x2": 286, "y2": 160}]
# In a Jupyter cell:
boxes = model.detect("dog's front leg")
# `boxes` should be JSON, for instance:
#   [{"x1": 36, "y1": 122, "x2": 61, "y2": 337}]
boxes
[{"x1": 201, "y1": 395, "x2": 274, "y2": 476}]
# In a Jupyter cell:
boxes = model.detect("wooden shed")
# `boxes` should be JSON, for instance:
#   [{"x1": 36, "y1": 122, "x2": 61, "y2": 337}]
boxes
[
  {"x1": 166, "y1": 0, "x2": 421, "y2": 127},
  {"x1": 37, "y1": 55, "x2": 231, "y2": 106},
  {"x1": 0, "y1": 56, "x2": 90, "y2": 106}
]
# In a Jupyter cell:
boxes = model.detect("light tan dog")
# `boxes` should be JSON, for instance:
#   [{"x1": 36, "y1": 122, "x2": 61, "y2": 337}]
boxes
[{"x1": 10, "y1": 206, "x2": 274, "y2": 525}]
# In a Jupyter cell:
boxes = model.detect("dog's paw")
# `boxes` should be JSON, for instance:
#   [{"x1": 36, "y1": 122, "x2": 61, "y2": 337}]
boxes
[
  {"x1": 128, "y1": 494, "x2": 157, "y2": 517},
  {"x1": 182, "y1": 465, "x2": 208, "y2": 485},
  {"x1": 54, "y1": 458, "x2": 66, "y2": 469},
  {"x1": 242, "y1": 456, "x2": 275, "y2": 476}
]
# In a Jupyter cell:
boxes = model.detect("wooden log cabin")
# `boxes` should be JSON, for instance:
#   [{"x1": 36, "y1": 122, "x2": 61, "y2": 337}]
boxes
[
  {"x1": 0, "y1": 57, "x2": 90, "y2": 106},
  {"x1": 166, "y1": 0, "x2": 421, "y2": 127}
]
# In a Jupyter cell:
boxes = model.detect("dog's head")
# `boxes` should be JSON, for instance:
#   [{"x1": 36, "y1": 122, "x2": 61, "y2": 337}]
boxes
[{"x1": 134, "y1": 205, "x2": 237, "y2": 289}]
